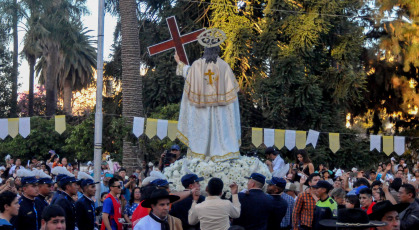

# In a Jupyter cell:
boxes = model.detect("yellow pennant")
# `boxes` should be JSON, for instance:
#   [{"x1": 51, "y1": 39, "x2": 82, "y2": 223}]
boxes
[
  {"x1": 145, "y1": 118, "x2": 158, "y2": 139},
  {"x1": 329, "y1": 133, "x2": 340, "y2": 153},
  {"x1": 274, "y1": 129, "x2": 285, "y2": 149},
  {"x1": 252, "y1": 128, "x2": 263, "y2": 147},
  {"x1": 167, "y1": 121, "x2": 178, "y2": 141},
  {"x1": 383, "y1": 136, "x2": 394, "y2": 156},
  {"x1": 296, "y1": 131, "x2": 307, "y2": 149},
  {"x1": 8, "y1": 118, "x2": 19, "y2": 138},
  {"x1": 55, "y1": 115, "x2": 66, "y2": 134}
]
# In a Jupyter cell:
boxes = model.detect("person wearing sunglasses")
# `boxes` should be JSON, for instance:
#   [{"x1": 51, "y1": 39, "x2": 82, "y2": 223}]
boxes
[{"x1": 102, "y1": 177, "x2": 123, "y2": 230}]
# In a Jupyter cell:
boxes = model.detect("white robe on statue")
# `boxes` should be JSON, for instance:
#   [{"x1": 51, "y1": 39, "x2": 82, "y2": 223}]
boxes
[{"x1": 176, "y1": 58, "x2": 241, "y2": 162}]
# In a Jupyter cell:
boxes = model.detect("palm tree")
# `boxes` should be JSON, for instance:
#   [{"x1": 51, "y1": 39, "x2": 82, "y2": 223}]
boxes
[
  {"x1": 0, "y1": 0, "x2": 20, "y2": 117},
  {"x1": 21, "y1": 0, "x2": 42, "y2": 116},
  {"x1": 120, "y1": 0, "x2": 143, "y2": 173},
  {"x1": 58, "y1": 24, "x2": 96, "y2": 115},
  {"x1": 32, "y1": 0, "x2": 88, "y2": 116}
]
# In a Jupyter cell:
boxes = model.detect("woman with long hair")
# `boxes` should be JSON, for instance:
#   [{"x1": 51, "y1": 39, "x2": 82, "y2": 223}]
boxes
[
  {"x1": 293, "y1": 150, "x2": 314, "y2": 176},
  {"x1": 123, "y1": 187, "x2": 141, "y2": 227}
]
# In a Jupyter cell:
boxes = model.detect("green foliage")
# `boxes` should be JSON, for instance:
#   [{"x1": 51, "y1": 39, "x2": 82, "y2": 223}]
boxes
[{"x1": 0, "y1": 15, "x2": 12, "y2": 118}]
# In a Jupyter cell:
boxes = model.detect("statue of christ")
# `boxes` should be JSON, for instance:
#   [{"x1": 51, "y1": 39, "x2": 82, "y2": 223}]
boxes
[{"x1": 174, "y1": 29, "x2": 241, "y2": 162}]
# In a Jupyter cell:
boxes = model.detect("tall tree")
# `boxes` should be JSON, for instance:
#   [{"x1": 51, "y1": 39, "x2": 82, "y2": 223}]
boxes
[
  {"x1": 0, "y1": 0, "x2": 21, "y2": 117},
  {"x1": 21, "y1": 0, "x2": 42, "y2": 117},
  {"x1": 11, "y1": 0, "x2": 18, "y2": 118},
  {"x1": 119, "y1": 0, "x2": 143, "y2": 173},
  {"x1": 0, "y1": 13, "x2": 13, "y2": 118},
  {"x1": 31, "y1": 0, "x2": 88, "y2": 116}
]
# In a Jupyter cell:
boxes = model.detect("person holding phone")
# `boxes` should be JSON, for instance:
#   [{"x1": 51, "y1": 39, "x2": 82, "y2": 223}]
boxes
[{"x1": 293, "y1": 150, "x2": 314, "y2": 177}]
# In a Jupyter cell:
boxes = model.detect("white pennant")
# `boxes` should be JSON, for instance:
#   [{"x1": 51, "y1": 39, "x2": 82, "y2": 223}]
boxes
[
  {"x1": 306, "y1": 129, "x2": 320, "y2": 148},
  {"x1": 285, "y1": 130, "x2": 296, "y2": 150},
  {"x1": 19, "y1": 117, "x2": 31, "y2": 138},
  {"x1": 394, "y1": 136, "x2": 405, "y2": 156},
  {"x1": 0, "y1": 119, "x2": 8, "y2": 140},
  {"x1": 370, "y1": 135, "x2": 381, "y2": 152},
  {"x1": 132, "y1": 117, "x2": 145, "y2": 138},
  {"x1": 157, "y1": 119, "x2": 169, "y2": 140},
  {"x1": 263, "y1": 128, "x2": 274, "y2": 147}
]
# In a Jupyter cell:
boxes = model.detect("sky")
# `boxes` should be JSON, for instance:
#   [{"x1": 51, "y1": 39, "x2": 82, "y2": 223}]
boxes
[{"x1": 16, "y1": 0, "x2": 117, "y2": 93}]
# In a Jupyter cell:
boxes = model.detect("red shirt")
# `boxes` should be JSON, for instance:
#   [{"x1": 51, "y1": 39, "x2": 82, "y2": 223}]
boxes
[
  {"x1": 131, "y1": 201, "x2": 150, "y2": 227},
  {"x1": 362, "y1": 201, "x2": 376, "y2": 215}
]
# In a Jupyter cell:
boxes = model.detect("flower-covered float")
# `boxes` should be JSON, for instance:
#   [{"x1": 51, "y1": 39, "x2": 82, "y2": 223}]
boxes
[{"x1": 163, "y1": 156, "x2": 274, "y2": 198}]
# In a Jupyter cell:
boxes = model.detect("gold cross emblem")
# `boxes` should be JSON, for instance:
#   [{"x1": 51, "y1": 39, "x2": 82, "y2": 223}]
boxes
[{"x1": 204, "y1": 69, "x2": 218, "y2": 86}]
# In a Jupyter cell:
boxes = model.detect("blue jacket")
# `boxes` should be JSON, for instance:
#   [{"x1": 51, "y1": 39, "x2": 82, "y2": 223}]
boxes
[
  {"x1": 268, "y1": 194, "x2": 288, "y2": 230},
  {"x1": 51, "y1": 190, "x2": 62, "y2": 204},
  {"x1": 52, "y1": 192, "x2": 77, "y2": 230},
  {"x1": 75, "y1": 195, "x2": 97, "y2": 230},
  {"x1": 232, "y1": 189, "x2": 279, "y2": 230},
  {"x1": 34, "y1": 194, "x2": 49, "y2": 219},
  {"x1": 12, "y1": 195, "x2": 42, "y2": 230},
  {"x1": 169, "y1": 195, "x2": 205, "y2": 230}
]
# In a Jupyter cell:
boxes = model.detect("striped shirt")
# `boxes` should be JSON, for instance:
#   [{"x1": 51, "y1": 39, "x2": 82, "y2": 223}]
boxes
[
  {"x1": 281, "y1": 192, "x2": 295, "y2": 228},
  {"x1": 292, "y1": 189, "x2": 316, "y2": 230}
]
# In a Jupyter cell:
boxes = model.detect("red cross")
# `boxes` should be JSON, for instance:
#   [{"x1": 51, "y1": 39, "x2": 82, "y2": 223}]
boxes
[{"x1": 147, "y1": 16, "x2": 205, "y2": 65}]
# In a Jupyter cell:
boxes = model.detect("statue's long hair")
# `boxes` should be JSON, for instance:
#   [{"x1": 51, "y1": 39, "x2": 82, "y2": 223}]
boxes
[{"x1": 202, "y1": 46, "x2": 220, "y2": 64}]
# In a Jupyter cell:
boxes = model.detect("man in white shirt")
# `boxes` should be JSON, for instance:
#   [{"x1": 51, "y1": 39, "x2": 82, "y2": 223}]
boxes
[
  {"x1": 135, "y1": 189, "x2": 182, "y2": 230},
  {"x1": 265, "y1": 147, "x2": 285, "y2": 173},
  {"x1": 188, "y1": 178, "x2": 240, "y2": 230}
]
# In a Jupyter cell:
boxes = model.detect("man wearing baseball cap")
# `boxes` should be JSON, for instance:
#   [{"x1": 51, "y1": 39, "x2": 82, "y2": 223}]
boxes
[
  {"x1": 158, "y1": 144, "x2": 184, "y2": 171},
  {"x1": 265, "y1": 147, "x2": 286, "y2": 173},
  {"x1": 13, "y1": 168, "x2": 42, "y2": 230},
  {"x1": 232, "y1": 173, "x2": 279, "y2": 229},
  {"x1": 312, "y1": 180, "x2": 337, "y2": 230},
  {"x1": 76, "y1": 172, "x2": 99, "y2": 230},
  {"x1": 34, "y1": 169, "x2": 54, "y2": 218},
  {"x1": 170, "y1": 174, "x2": 205, "y2": 230},
  {"x1": 267, "y1": 177, "x2": 293, "y2": 230},
  {"x1": 51, "y1": 170, "x2": 79, "y2": 230}
]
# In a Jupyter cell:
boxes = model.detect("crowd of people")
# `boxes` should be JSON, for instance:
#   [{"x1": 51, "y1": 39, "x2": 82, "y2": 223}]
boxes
[{"x1": 0, "y1": 146, "x2": 418, "y2": 230}]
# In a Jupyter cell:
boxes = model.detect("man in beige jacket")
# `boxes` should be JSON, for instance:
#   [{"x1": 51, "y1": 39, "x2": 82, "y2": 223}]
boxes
[{"x1": 188, "y1": 178, "x2": 240, "y2": 230}]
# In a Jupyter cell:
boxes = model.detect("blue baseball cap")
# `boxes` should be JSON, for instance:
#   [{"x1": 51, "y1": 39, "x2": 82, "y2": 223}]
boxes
[
  {"x1": 355, "y1": 185, "x2": 368, "y2": 195},
  {"x1": 245, "y1": 173, "x2": 266, "y2": 184},
  {"x1": 171, "y1": 145, "x2": 180, "y2": 151},
  {"x1": 267, "y1": 177, "x2": 287, "y2": 188},
  {"x1": 81, "y1": 179, "x2": 99, "y2": 187},
  {"x1": 181, "y1": 174, "x2": 204, "y2": 188},
  {"x1": 21, "y1": 176, "x2": 39, "y2": 185},
  {"x1": 59, "y1": 175, "x2": 77, "y2": 187},
  {"x1": 55, "y1": 174, "x2": 67, "y2": 183},
  {"x1": 38, "y1": 178, "x2": 54, "y2": 185},
  {"x1": 150, "y1": 179, "x2": 172, "y2": 187}
]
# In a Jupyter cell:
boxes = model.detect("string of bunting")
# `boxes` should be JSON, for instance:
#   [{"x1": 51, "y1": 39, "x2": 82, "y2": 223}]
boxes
[
  {"x1": 132, "y1": 117, "x2": 407, "y2": 156},
  {"x1": 0, "y1": 114, "x2": 409, "y2": 156},
  {"x1": 0, "y1": 115, "x2": 66, "y2": 140}
]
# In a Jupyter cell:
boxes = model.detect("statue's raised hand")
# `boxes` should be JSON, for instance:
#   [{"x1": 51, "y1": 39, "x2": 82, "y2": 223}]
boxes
[{"x1": 174, "y1": 52, "x2": 181, "y2": 64}]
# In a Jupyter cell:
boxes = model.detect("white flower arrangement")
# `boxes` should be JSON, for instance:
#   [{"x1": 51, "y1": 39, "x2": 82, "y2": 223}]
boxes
[{"x1": 163, "y1": 156, "x2": 272, "y2": 198}]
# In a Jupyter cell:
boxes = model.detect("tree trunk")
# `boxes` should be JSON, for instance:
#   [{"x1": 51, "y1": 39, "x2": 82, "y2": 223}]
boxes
[
  {"x1": 10, "y1": 0, "x2": 18, "y2": 117},
  {"x1": 28, "y1": 55, "x2": 35, "y2": 116},
  {"x1": 45, "y1": 40, "x2": 60, "y2": 117},
  {"x1": 63, "y1": 78, "x2": 72, "y2": 115},
  {"x1": 120, "y1": 0, "x2": 143, "y2": 174}
]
